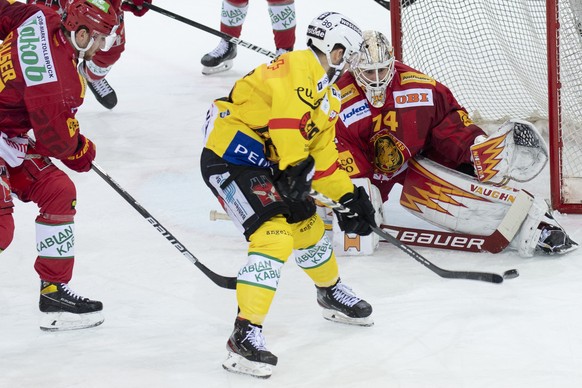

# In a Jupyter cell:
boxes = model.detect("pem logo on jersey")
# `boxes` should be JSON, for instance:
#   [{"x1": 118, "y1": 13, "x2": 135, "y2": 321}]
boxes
[
  {"x1": 393, "y1": 88, "x2": 433, "y2": 108},
  {"x1": 400, "y1": 71, "x2": 436, "y2": 86},
  {"x1": 223, "y1": 131, "x2": 272, "y2": 168},
  {"x1": 17, "y1": 12, "x2": 57, "y2": 87},
  {"x1": 339, "y1": 84, "x2": 361, "y2": 104},
  {"x1": 340, "y1": 99, "x2": 370, "y2": 127}
]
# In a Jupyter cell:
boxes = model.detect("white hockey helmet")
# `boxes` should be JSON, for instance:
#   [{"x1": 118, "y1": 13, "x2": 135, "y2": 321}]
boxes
[
  {"x1": 306, "y1": 12, "x2": 363, "y2": 83},
  {"x1": 350, "y1": 30, "x2": 396, "y2": 108}
]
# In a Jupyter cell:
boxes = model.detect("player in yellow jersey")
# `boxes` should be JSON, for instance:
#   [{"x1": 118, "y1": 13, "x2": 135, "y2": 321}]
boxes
[{"x1": 200, "y1": 12, "x2": 376, "y2": 378}]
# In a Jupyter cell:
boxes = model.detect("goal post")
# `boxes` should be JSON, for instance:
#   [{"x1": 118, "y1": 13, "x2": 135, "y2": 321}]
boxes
[{"x1": 391, "y1": 0, "x2": 582, "y2": 213}]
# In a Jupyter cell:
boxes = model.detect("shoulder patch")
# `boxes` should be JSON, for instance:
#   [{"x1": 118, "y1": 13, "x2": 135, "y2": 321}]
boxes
[
  {"x1": 340, "y1": 99, "x2": 371, "y2": 126},
  {"x1": 400, "y1": 71, "x2": 435, "y2": 86},
  {"x1": 340, "y1": 84, "x2": 360, "y2": 104}
]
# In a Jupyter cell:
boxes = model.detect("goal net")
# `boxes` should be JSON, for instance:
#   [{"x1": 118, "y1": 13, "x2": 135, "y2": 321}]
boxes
[{"x1": 391, "y1": 0, "x2": 582, "y2": 213}]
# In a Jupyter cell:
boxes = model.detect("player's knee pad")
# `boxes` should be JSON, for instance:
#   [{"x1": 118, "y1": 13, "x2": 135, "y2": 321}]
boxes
[
  {"x1": 243, "y1": 215, "x2": 293, "y2": 286},
  {"x1": 268, "y1": 0, "x2": 296, "y2": 30},
  {"x1": 293, "y1": 215, "x2": 332, "y2": 266},
  {"x1": 324, "y1": 178, "x2": 382, "y2": 256},
  {"x1": 222, "y1": 0, "x2": 249, "y2": 28},
  {"x1": 36, "y1": 217, "x2": 75, "y2": 260}
]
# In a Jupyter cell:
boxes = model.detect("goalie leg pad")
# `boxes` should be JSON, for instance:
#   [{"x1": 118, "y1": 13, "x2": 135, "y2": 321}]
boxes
[{"x1": 402, "y1": 156, "x2": 521, "y2": 236}]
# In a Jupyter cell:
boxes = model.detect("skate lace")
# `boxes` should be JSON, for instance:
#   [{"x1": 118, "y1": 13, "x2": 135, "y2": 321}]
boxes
[
  {"x1": 332, "y1": 283, "x2": 361, "y2": 307},
  {"x1": 243, "y1": 325, "x2": 268, "y2": 351},
  {"x1": 90, "y1": 79, "x2": 113, "y2": 98},
  {"x1": 60, "y1": 283, "x2": 85, "y2": 301},
  {"x1": 209, "y1": 39, "x2": 230, "y2": 57}
]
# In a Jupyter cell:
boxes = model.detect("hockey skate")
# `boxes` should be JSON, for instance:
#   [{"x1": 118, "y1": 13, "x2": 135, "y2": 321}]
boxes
[
  {"x1": 222, "y1": 317, "x2": 278, "y2": 379},
  {"x1": 201, "y1": 39, "x2": 237, "y2": 75},
  {"x1": 87, "y1": 78, "x2": 118, "y2": 109},
  {"x1": 39, "y1": 281, "x2": 104, "y2": 331},
  {"x1": 537, "y1": 223, "x2": 578, "y2": 255},
  {"x1": 316, "y1": 279, "x2": 373, "y2": 327}
]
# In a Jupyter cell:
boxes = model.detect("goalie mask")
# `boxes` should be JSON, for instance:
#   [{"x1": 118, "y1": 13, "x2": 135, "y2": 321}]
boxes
[{"x1": 350, "y1": 30, "x2": 395, "y2": 108}]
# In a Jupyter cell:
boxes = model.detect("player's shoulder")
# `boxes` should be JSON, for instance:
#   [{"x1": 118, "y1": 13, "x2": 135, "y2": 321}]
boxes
[
  {"x1": 394, "y1": 61, "x2": 437, "y2": 88},
  {"x1": 336, "y1": 72, "x2": 364, "y2": 107}
]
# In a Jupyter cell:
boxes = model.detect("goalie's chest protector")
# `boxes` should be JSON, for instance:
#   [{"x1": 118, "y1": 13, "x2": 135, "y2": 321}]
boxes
[{"x1": 338, "y1": 64, "x2": 470, "y2": 183}]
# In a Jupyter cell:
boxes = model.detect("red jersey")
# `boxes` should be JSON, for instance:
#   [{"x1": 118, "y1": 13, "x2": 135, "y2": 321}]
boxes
[
  {"x1": 0, "y1": 0, "x2": 85, "y2": 159},
  {"x1": 335, "y1": 61, "x2": 486, "y2": 200}
]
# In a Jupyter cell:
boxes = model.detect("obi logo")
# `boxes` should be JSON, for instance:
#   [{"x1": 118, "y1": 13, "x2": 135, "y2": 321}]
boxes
[
  {"x1": 340, "y1": 100, "x2": 370, "y2": 126},
  {"x1": 393, "y1": 88, "x2": 433, "y2": 108}
]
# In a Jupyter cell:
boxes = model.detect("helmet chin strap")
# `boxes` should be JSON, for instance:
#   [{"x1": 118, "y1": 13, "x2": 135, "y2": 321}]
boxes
[{"x1": 70, "y1": 30, "x2": 94, "y2": 56}]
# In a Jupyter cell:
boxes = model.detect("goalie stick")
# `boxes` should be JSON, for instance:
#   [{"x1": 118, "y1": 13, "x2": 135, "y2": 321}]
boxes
[
  {"x1": 91, "y1": 163, "x2": 237, "y2": 290},
  {"x1": 309, "y1": 190, "x2": 519, "y2": 284},
  {"x1": 139, "y1": 2, "x2": 277, "y2": 59}
]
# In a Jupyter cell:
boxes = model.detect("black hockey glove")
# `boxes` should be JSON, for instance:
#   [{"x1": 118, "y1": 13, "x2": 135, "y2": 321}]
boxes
[
  {"x1": 273, "y1": 156, "x2": 315, "y2": 201},
  {"x1": 334, "y1": 186, "x2": 376, "y2": 236}
]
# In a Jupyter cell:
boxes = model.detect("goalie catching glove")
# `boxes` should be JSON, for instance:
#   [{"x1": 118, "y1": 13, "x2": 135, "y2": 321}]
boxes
[
  {"x1": 470, "y1": 119, "x2": 548, "y2": 185},
  {"x1": 335, "y1": 186, "x2": 377, "y2": 236}
]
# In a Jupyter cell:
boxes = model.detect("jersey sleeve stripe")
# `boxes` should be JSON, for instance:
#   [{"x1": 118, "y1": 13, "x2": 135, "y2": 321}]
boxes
[
  {"x1": 268, "y1": 118, "x2": 301, "y2": 130},
  {"x1": 315, "y1": 162, "x2": 340, "y2": 180}
]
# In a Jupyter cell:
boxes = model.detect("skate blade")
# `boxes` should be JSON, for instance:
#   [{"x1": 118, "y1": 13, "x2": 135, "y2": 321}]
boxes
[
  {"x1": 40, "y1": 311, "x2": 104, "y2": 332},
  {"x1": 222, "y1": 352, "x2": 273, "y2": 379},
  {"x1": 202, "y1": 60, "x2": 234, "y2": 75},
  {"x1": 321, "y1": 309, "x2": 374, "y2": 327}
]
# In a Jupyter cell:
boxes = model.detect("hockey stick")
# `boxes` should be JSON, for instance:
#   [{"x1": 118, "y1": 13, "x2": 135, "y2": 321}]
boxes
[
  {"x1": 309, "y1": 190, "x2": 519, "y2": 283},
  {"x1": 139, "y1": 2, "x2": 277, "y2": 59},
  {"x1": 91, "y1": 163, "x2": 237, "y2": 290}
]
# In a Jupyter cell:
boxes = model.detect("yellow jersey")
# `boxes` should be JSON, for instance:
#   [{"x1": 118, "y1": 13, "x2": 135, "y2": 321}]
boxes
[{"x1": 203, "y1": 49, "x2": 353, "y2": 201}]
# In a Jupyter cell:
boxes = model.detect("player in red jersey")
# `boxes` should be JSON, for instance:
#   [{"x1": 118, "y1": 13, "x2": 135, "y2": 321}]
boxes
[
  {"x1": 332, "y1": 30, "x2": 576, "y2": 257},
  {"x1": 201, "y1": 0, "x2": 296, "y2": 75},
  {"x1": 0, "y1": 0, "x2": 119, "y2": 331},
  {"x1": 26, "y1": 0, "x2": 152, "y2": 109}
]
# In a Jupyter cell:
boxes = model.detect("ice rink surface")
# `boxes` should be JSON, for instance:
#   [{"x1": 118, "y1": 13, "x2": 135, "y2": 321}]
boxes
[{"x1": 1, "y1": 1, "x2": 581, "y2": 387}]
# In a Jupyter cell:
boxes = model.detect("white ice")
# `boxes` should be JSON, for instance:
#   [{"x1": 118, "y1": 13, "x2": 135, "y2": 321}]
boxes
[{"x1": 1, "y1": 1, "x2": 582, "y2": 387}]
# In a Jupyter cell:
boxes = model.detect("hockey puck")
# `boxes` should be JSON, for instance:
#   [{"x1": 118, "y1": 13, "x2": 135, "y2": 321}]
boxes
[{"x1": 503, "y1": 269, "x2": 519, "y2": 279}]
